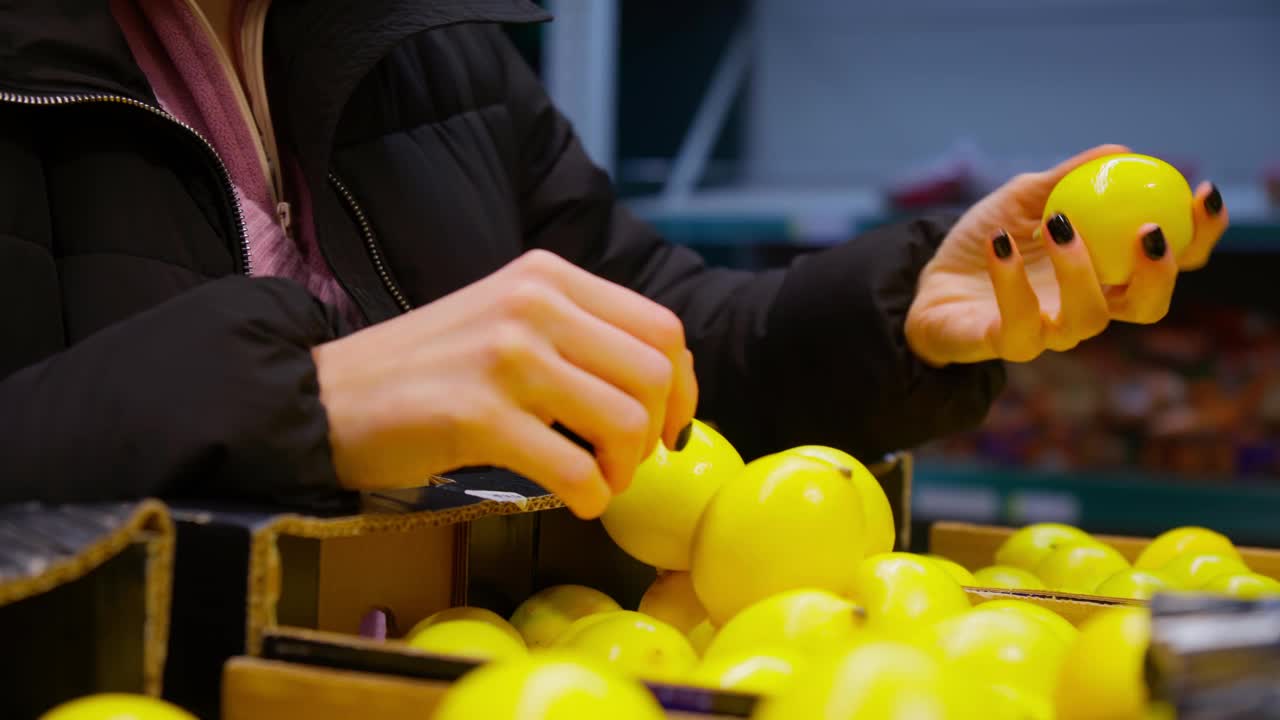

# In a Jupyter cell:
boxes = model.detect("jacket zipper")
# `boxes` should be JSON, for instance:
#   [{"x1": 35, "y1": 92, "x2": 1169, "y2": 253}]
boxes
[
  {"x1": 327, "y1": 173, "x2": 412, "y2": 313},
  {"x1": 0, "y1": 91, "x2": 252, "y2": 275}
]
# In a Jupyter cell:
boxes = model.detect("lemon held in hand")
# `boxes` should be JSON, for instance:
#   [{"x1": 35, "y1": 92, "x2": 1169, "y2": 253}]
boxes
[
  {"x1": 1044, "y1": 153, "x2": 1193, "y2": 285},
  {"x1": 602, "y1": 420, "x2": 744, "y2": 571}
]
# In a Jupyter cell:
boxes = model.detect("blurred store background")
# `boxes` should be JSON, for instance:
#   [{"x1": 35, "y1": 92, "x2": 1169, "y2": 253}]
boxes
[{"x1": 513, "y1": 0, "x2": 1280, "y2": 545}]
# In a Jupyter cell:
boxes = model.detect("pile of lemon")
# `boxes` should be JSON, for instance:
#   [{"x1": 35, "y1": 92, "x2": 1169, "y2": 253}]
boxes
[{"x1": 412, "y1": 421, "x2": 1162, "y2": 720}]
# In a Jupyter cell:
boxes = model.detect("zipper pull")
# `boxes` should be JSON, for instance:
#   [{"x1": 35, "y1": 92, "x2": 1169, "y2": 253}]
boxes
[{"x1": 276, "y1": 201, "x2": 293, "y2": 240}]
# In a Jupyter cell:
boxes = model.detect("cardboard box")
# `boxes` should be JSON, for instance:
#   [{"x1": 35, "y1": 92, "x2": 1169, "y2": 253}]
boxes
[
  {"x1": 164, "y1": 470, "x2": 567, "y2": 716},
  {"x1": 930, "y1": 521, "x2": 1280, "y2": 605},
  {"x1": 222, "y1": 627, "x2": 754, "y2": 719},
  {"x1": 0, "y1": 500, "x2": 175, "y2": 717}
]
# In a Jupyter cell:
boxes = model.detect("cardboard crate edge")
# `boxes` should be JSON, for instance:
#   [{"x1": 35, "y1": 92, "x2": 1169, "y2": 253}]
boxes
[{"x1": 0, "y1": 499, "x2": 175, "y2": 696}]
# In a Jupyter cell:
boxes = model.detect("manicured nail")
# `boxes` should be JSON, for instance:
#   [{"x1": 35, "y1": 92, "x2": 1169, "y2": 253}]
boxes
[
  {"x1": 992, "y1": 231, "x2": 1013, "y2": 260},
  {"x1": 1205, "y1": 184, "x2": 1223, "y2": 216},
  {"x1": 1143, "y1": 227, "x2": 1167, "y2": 260},
  {"x1": 674, "y1": 422, "x2": 693, "y2": 451},
  {"x1": 1047, "y1": 213, "x2": 1074, "y2": 245}
]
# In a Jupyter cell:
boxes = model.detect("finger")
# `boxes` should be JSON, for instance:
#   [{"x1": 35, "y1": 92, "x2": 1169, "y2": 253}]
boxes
[
  {"x1": 1042, "y1": 212, "x2": 1110, "y2": 349},
  {"x1": 491, "y1": 410, "x2": 612, "y2": 519},
  {"x1": 1037, "y1": 144, "x2": 1131, "y2": 185},
  {"x1": 520, "y1": 251, "x2": 697, "y2": 449},
  {"x1": 521, "y1": 352, "x2": 652, "y2": 496},
  {"x1": 1108, "y1": 223, "x2": 1178, "y2": 324},
  {"x1": 1180, "y1": 181, "x2": 1228, "y2": 271},
  {"x1": 664, "y1": 349, "x2": 699, "y2": 451},
  {"x1": 517, "y1": 283, "x2": 673, "y2": 462},
  {"x1": 985, "y1": 229, "x2": 1045, "y2": 362}
]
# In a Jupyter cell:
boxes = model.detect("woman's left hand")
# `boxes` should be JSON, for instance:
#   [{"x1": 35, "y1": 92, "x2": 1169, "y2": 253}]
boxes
[{"x1": 906, "y1": 144, "x2": 1229, "y2": 366}]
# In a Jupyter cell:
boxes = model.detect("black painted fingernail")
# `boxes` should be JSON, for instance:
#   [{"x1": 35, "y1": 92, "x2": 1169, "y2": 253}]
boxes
[
  {"x1": 674, "y1": 422, "x2": 693, "y2": 451},
  {"x1": 1047, "y1": 213, "x2": 1074, "y2": 245},
  {"x1": 992, "y1": 231, "x2": 1013, "y2": 260},
  {"x1": 1143, "y1": 227, "x2": 1167, "y2": 260},
  {"x1": 1205, "y1": 184, "x2": 1223, "y2": 216}
]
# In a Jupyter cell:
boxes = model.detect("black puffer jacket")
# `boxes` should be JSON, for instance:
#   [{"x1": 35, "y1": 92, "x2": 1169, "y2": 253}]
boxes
[{"x1": 0, "y1": 0, "x2": 1002, "y2": 507}]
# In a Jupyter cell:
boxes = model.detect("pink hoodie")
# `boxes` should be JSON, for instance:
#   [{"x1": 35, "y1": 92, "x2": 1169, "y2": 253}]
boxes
[{"x1": 111, "y1": 0, "x2": 365, "y2": 328}]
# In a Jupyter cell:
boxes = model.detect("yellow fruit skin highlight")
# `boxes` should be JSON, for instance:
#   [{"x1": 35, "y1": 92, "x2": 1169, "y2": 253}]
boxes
[
  {"x1": 638, "y1": 571, "x2": 707, "y2": 635},
  {"x1": 752, "y1": 641, "x2": 982, "y2": 720},
  {"x1": 850, "y1": 553, "x2": 970, "y2": 634},
  {"x1": 995, "y1": 523, "x2": 1096, "y2": 572},
  {"x1": 691, "y1": 454, "x2": 866, "y2": 626},
  {"x1": 434, "y1": 654, "x2": 665, "y2": 720},
  {"x1": 926, "y1": 555, "x2": 977, "y2": 587},
  {"x1": 1043, "y1": 153, "x2": 1193, "y2": 285},
  {"x1": 1135, "y1": 526, "x2": 1241, "y2": 570},
  {"x1": 405, "y1": 620, "x2": 528, "y2": 661},
  {"x1": 1160, "y1": 552, "x2": 1249, "y2": 589},
  {"x1": 1055, "y1": 607, "x2": 1150, "y2": 720},
  {"x1": 510, "y1": 585, "x2": 621, "y2": 649},
  {"x1": 1036, "y1": 542, "x2": 1130, "y2": 593},
  {"x1": 972, "y1": 565, "x2": 1046, "y2": 591},
  {"x1": 39, "y1": 694, "x2": 196, "y2": 720},
  {"x1": 784, "y1": 445, "x2": 897, "y2": 557},
  {"x1": 1202, "y1": 572, "x2": 1280, "y2": 599},
  {"x1": 554, "y1": 610, "x2": 698, "y2": 681},
  {"x1": 1094, "y1": 569, "x2": 1173, "y2": 600},
  {"x1": 406, "y1": 606, "x2": 523, "y2": 645},
  {"x1": 703, "y1": 588, "x2": 863, "y2": 663},
  {"x1": 691, "y1": 648, "x2": 805, "y2": 696},
  {"x1": 602, "y1": 420, "x2": 744, "y2": 571}
]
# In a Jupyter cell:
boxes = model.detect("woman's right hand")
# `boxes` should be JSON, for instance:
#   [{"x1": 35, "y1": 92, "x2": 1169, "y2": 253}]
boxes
[{"x1": 311, "y1": 250, "x2": 698, "y2": 519}]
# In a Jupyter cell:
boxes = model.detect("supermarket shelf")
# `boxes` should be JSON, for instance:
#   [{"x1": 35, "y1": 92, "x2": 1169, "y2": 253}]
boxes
[
  {"x1": 628, "y1": 184, "x2": 1280, "y2": 251},
  {"x1": 912, "y1": 462, "x2": 1280, "y2": 547}
]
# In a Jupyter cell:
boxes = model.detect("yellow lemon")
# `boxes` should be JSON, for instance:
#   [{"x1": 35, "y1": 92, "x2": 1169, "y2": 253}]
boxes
[
  {"x1": 405, "y1": 619, "x2": 527, "y2": 661},
  {"x1": 783, "y1": 445, "x2": 896, "y2": 557},
  {"x1": 1135, "y1": 526, "x2": 1240, "y2": 570},
  {"x1": 925, "y1": 555, "x2": 977, "y2": 587},
  {"x1": 405, "y1": 606, "x2": 523, "y2": 645},
  {"x1": 434, "y1": 653, "x2": 665, "y2": 720},
  {"x1": 691, "y1": 454, "x2": 866, "y2": 625},
  {"x1": 690, "y1": 648, "x2": 806, "y2": 696},
  {"x1": 1094, "y1": 569, "x2": 1173, "y2": 600},
  {"x1": 687, "y1": 619, "x2": 717, "y2": 657},
  {"x1": 1055, "y1": 607, "x2": 1150, "y2": 720},
  {"x1": 703, "y1": 589, "x2": 863, "y2": 663},
  {"x1": 919, "y1": 607, "x2": 1071, "y2": 699},
  {"x1": 638, "y1": 571, "x2": 707, "y2": 635},
  {"x1": 1044, "y1": 153, "x2": 1193, "y2": 285},
  {"x1": 554, "y1": 610, "x2": 697, "y2": 681},
  {"x1": 977, "y1": 599, "x2": 1078, "y2": 646},
  {"x1": 602, "y1": 420, "x2": 744, "y2": 570},
  {"x1": 1160, "y1": 552, "x2": 1249, "y2": 589},
  {"x1": 972, "y1": 565, "x2": 1047, "y2": 591},
  {"x1": 850, "y1": 553, "x2": 970, "y2": 634},
  {"x1": 995, "y1": 523, "x2": 1097, "y2": 572},
  {"x1": 510, "y1": 585, "x2": 620, "y2": 648},
  {"x1": 1202, "y1": 572, "x2": 1280, "y2": 599},
  {"x1": 39, "y1": 695, "x2": 196, "y2": 720},
  {"x1": 1036, "y1": 542, "x2": 1130, "y2": 593},
  {"x1": 752, "y1": 641, "x2": 982, "y2": 720}
]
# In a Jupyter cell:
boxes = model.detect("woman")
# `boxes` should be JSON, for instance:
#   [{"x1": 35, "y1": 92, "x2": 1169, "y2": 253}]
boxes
[{"x1": 0, "y1": 0, "x2": 1227, "y2": 517}]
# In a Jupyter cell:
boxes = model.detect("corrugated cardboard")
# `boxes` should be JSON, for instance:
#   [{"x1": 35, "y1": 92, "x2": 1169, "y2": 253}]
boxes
[
  {"x1": 931, "y1": 521, "x2": 1280, "y2": 606},
  {"x1": 0, "y1": 500, "x2": 174, "y2": 717}
]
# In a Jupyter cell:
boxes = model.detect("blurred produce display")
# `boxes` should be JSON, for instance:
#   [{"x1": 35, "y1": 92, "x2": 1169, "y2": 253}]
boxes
[{"x1": 920, "y1": 302, "x2": 1280, "y2": 479}]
